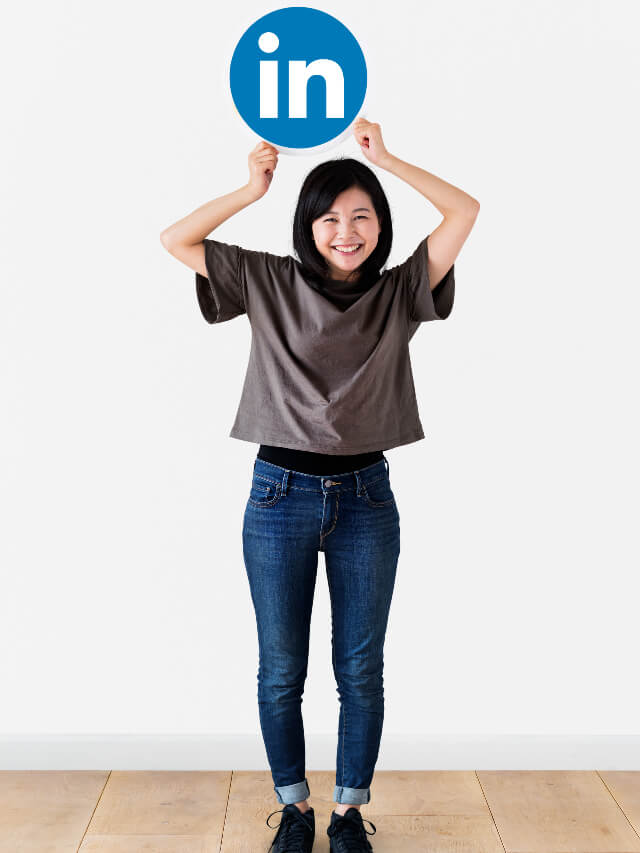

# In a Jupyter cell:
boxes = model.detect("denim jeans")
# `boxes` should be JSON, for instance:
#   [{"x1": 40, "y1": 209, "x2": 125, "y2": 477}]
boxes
[{"x1": 242, "y1": 454, "x2": 401, "y2": 806}]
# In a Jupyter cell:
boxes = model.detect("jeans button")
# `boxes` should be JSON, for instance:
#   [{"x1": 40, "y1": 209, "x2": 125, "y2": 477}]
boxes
[{"x1": 324, "y1": 479, "x2": 331, "y2": 487}]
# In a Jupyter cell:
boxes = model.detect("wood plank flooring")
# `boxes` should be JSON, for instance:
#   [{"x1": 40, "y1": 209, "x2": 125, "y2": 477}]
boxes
[{"x1": 0, "y1": 770, "x2": 638, "y2": 851}]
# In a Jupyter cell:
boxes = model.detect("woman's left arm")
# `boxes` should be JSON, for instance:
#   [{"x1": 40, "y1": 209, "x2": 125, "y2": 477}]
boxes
[
  {"x1": 385, "y1": 154, "x2": 480, "y2": 290},
  {"x1": 353, "y1": 118, "x2": 480, "y2": 290}
]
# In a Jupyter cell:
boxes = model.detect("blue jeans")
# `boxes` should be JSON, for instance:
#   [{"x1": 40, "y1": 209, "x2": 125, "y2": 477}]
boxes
[{"x1": 242, "y1": 454, "x2": 401, "y2": 806}]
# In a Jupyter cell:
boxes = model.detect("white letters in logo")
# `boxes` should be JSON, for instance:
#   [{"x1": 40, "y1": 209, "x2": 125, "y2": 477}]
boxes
[{"x1": 258, "y1": 32, "x2": 345, "y2": 120}]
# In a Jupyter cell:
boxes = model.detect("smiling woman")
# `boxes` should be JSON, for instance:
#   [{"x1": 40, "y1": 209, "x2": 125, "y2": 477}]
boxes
[
  {"x1": 160, "y1": 126, "x2": 475, "y2": 840},
  {"x1": 293, "y1": 157, "x2": 393, "y2": 291}
]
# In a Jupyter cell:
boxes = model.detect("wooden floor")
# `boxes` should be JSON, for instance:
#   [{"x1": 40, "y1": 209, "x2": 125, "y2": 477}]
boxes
[{"x1": 1, "y1": 770, "x2": 639, "y2": 851}]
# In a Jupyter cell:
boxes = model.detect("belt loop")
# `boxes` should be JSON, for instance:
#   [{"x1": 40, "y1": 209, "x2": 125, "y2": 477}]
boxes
[
  {"x1": 353, "y1": 469, "x2": 363, "y2": 496},
  {"x1": 282, "y1": 469, "x2": 290, "y2": 496},
  {"x1": 383, "y1": 455, "x2": 389, "y2": 475}
]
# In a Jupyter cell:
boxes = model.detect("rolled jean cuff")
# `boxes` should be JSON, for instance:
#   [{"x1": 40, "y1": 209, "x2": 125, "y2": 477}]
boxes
[
  {"x1": 333, "y1": 784, "x2": 371, "y2": 804},
  {"x1": 274, "y1": 777, "x2": 311, "y2": 805}
]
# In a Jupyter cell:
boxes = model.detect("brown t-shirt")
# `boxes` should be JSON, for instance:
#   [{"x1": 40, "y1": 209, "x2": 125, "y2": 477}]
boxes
[{"x1": 195, "y1": 234, "x2": 455, "y2": 454}]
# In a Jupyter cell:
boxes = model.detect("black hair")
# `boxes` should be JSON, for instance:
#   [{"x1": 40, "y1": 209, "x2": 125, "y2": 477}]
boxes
[{"x1": 292, "y1": 157, "x2": 393, "y2": 290}]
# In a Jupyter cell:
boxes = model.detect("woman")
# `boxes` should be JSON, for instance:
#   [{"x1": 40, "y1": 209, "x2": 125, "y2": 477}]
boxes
[{"x1": 160, "y1": 118, "x2": 479, "y2": 853}]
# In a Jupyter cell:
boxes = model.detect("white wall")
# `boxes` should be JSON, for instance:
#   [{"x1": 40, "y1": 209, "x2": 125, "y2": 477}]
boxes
[{"x1": 1, "y1": 0, "x2": 639, "y2": 768}]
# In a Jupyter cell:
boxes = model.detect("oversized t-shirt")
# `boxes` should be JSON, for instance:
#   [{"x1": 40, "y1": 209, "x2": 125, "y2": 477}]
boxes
[{"x1": 195, "y1": 234, "x2": 455, "y2": 454}]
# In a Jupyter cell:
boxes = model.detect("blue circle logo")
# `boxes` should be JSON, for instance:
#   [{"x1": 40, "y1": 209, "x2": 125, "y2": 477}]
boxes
[{"x1": 230, "y1": 7, "x2": 367, "y2": 151}]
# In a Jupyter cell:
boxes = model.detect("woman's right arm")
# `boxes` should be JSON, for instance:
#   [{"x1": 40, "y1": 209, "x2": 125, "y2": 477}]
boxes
[
  {"x1": 160, "y1": 184, "x2": 261, "y2": 277},
  {"x1": 160, "y1": 142, "x2": 279, "y2": 277}
]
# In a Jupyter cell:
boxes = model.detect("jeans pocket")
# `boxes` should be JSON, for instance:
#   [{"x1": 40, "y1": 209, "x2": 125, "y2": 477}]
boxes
[
  {"x1": 248, "y1": 473, "x2": 283, "y2": 508},
  {"x1": 360, "y1": 474, "x2": 395, "y2": 508}
]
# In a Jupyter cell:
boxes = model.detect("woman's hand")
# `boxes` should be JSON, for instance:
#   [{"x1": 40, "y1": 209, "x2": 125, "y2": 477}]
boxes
[
  {"x1": 247, "y1": 141, "x2": 279, "y2": 199},
  {"x1": 353, "y1": 118, "x2": 392, "y2": 168}
]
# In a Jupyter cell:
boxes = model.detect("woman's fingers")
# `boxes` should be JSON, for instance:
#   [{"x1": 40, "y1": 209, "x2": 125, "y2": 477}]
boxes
[
  {"x1": 249, "y1": 143, "x2": 278, "y2": 166},
  {"x1": 255, "y1": 140, "x2": 278, "y2": 153}
]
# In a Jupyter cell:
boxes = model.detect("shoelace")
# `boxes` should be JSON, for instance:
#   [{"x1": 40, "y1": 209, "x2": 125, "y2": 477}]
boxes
[
  {"x1": 327, "y1": 810, "x2": 377, "y2": 852},
  {"x1": 266, "y1": 806, "x2": 314, "y2": 852}
]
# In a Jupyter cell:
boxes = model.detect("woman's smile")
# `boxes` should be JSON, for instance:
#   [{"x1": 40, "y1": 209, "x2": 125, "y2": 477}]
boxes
[{"x1": 333, "y1": 244, "x2": 363, "y2": 255}]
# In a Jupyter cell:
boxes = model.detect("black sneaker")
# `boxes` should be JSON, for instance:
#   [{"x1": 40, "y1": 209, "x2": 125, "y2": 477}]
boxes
[
  {"x1": 265, "y1": 802, "x2": 315, "y2": 852},
  {"x1": 327, "y1": 807, "x2": 376, "y2": 851}
]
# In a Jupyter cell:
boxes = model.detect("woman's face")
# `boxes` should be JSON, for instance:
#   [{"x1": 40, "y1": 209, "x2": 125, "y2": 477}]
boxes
[{"x1": 311, "y1": 186, "x2": 381, "y2": 281}]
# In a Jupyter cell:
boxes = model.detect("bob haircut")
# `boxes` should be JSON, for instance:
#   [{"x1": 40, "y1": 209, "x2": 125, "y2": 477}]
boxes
[{"x1": 292, "y1": 157, "x2": 393, "y2": 291}]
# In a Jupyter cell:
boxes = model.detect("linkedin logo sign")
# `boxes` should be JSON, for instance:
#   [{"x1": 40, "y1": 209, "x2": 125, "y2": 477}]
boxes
[{"x1": 229, "y1": 7, "x2": 368, "y2": 152}]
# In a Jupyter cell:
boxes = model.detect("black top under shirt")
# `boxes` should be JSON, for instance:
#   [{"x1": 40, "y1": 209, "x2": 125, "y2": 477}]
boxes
[
  {"x1": 257, "y1": 444, "x2": 384, "y2": 475},
  {"x1": 257, "y1": 271, "x2": 384, "y2": 474}
]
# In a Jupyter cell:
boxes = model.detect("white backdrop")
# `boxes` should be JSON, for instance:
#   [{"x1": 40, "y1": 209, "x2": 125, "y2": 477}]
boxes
[{"x1": 2, "y1": 0, "x2": 639, "y2": 769}]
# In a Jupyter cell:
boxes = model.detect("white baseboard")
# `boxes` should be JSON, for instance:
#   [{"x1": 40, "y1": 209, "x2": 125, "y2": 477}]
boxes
[{"x1": 1, "y1": 733, "x2": 639, "y2": 770}]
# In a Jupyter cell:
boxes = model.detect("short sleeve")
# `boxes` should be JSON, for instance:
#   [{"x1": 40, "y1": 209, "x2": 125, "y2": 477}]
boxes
[
  {"x1": 195, "y1": 239, "x2": 246, "y2": 324},
  {"x1": 403, "y1": 234, "x2": 455, "y2": 323}
]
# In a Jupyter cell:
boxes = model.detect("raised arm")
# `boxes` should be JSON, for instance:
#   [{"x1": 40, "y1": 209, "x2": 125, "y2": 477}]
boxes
[
  {"x1": 352, "y1": 118, "x2": 479, "y2": 290},
  {"x1": 381, "y1": 153, "x2": 479, "y2": 290},
  {"x1": 160, "y1": 141, "x2": 279, "y2": 276}
]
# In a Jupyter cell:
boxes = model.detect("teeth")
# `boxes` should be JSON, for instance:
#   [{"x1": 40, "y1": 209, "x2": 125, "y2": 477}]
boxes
[{"x1": 333, "y1": 245, "x2": 362, "y2": 253}]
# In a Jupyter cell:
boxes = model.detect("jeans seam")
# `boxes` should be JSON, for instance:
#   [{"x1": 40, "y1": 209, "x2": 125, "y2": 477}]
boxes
[{"x1": 342, "y1": 695, "x2": 346, "y2": 788}]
